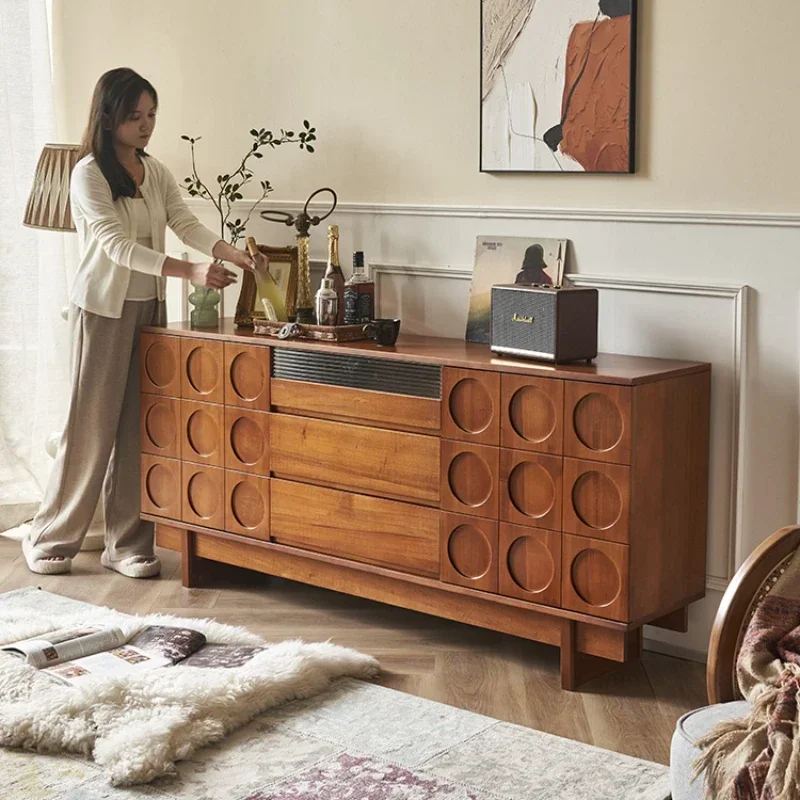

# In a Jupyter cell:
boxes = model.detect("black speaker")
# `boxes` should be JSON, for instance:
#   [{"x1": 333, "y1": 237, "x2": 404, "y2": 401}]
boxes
[{"x1": 490, "y1": 285, "x2": 598, "y2": 363}]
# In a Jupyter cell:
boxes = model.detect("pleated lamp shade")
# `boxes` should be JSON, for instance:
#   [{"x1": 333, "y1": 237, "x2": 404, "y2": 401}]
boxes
[{"x1": 23, "y1": 143, "x2": 81, "y2": 231}]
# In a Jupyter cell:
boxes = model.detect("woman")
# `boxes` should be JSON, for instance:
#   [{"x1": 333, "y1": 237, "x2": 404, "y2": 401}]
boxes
[{"x1": 23, "y1": 67, "x2": 263, "y2": 578}]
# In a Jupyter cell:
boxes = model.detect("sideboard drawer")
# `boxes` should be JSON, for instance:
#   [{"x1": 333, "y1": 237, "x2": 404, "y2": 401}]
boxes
[
  {"x1": 562, "y1": 458, "x2": 630, "y2": 544},
  {"x1": 271, "y1": 379, "x2": 440, "y2": 434},
  {"x1": 182, "y1": 463, "x2": 225, "y2": 530},
  {"x1": 141, "y1": 333, "x2": 181, "y2": 397},
  {"x1": 271, "y1": 480, "x2": 440, "y2": 577},
  {"x1": 141, "y1": 455, "x2": 182, "y2": 519},
  {"x1": 564, "y1": 382, "x2": 632, "y2": 464},
  {"x1": 140, "y1": 394, "x2": 180, "y2": 459},
  {"x1": 499, "y1": 522, "x2": 561, "y2": 607},
  {"x1": 181, "y1": 338, "x2": 224, "y2": 404},
  {"x1": 269, "y1": 415, "x2": 440, "y2": 504}
]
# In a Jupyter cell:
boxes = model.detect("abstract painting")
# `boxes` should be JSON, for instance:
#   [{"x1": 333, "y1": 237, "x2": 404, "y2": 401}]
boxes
[
  {"x1": 466, "y1": 236, "x2": 567, "y2": 343},
  {"x1": 481, "y1": 0, "x2": 637, "y2": 173}
]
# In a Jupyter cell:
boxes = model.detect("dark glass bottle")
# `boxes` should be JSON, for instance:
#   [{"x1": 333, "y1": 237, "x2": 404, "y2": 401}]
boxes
[{"x1": 343, "y1": 251, "x2": 375, "y2": 324}]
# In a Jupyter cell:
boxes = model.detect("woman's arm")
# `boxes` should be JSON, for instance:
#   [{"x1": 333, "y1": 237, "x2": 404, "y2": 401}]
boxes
[{"x1": 161, "y1": 256, "x2": 238, "y2": 290}]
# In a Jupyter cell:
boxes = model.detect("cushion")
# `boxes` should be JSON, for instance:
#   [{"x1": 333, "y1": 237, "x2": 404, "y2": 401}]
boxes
[{"x1": 670, "y1": 700, "x2": 749, "y2": 800}]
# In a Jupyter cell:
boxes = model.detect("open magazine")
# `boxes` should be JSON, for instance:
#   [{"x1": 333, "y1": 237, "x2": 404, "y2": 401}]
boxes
[{"x1": 1, "y1": 624, "x2": 264, "y2": 686}]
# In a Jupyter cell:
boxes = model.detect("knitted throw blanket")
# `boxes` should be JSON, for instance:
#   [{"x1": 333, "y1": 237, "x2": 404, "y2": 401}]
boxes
[{"x1": 696, "y1": 548, "x2": 800, "y2": 800}]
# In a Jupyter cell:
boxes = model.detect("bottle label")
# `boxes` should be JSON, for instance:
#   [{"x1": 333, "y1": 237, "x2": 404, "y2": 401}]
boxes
[
  {"x1": 357, "y1": 291, "x2": 372, "y2": 322},
  {"x1": 343, "y1": 288, "x2": 359, "y2": 325}
]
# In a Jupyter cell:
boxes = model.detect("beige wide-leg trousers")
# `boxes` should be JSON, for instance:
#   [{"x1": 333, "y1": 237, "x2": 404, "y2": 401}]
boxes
[{"x1": 25, "y1": 299, "x2": 166, "y2": 562}]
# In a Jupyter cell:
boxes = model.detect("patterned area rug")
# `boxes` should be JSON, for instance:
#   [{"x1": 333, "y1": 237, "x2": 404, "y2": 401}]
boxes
[{"x1": 1, "y1": 597, "x2": 670, "y2": 800}]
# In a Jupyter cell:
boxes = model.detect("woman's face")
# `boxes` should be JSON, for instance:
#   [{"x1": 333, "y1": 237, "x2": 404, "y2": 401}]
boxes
[{"x1": 113, "y1": 92, "x2": 157, "y2": 150}]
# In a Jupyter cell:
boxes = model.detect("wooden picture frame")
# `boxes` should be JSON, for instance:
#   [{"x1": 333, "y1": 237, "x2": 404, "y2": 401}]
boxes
[{"x1": 234, "y1": 244, "x2": 298, "y2": 327}]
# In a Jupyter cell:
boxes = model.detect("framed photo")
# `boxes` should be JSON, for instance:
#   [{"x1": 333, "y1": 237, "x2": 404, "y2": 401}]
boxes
[
  {"x1": 466, "y1": 236, "x2": 568, "y2": 343},
  {"x1": 480, "y1": 0, "x2": 637, "y2": 173},
  {"x1": 234, "y1": 244, "x2": 298, "y2": 327}
]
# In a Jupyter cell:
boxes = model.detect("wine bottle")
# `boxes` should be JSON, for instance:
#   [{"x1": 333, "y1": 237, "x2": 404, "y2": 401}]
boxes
[{"x1": 324, "y1": 225, "x2": 345, "y2": 325}]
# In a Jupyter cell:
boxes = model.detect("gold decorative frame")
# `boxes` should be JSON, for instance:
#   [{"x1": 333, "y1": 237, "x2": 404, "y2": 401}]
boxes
[{"x1": 234, "y1": 244, "x2": 299, "y2": 327}]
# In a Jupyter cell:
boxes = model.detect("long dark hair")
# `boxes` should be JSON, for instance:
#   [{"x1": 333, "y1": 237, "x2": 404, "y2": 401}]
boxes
[{"x1": 78, "y1": 68, "x2": 158, "y2": 200}]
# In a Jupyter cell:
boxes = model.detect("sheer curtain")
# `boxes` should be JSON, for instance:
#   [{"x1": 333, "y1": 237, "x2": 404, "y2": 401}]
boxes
[{"x1": 0, "y1": 0, "x2": 71, "y2": 531}]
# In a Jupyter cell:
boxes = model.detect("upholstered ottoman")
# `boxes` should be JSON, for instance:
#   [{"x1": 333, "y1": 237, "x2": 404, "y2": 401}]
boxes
[{"x1": 671, "y1": 700, "x2": 749, "y2": 800}]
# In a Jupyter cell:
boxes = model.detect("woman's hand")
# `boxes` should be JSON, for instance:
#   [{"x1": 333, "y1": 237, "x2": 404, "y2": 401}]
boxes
[{"x1": 188, "y1": 261, "x2": 238, "y2": 289}]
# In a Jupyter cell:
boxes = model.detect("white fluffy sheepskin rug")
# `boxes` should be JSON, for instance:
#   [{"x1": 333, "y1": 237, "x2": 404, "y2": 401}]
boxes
[{"x1": 0, "y1": 588, "x2": 379, "y2": 786}]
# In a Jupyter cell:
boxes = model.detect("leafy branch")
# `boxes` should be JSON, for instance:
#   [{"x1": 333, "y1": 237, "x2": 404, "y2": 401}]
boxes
[{"x1": 180, "y1": 120, "x2": 317, "y2": 246}]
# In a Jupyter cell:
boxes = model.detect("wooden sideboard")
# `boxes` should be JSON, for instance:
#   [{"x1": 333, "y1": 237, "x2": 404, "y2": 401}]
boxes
[{"x1": 140, "y1": 320, "x2": 711, "y2": 689}]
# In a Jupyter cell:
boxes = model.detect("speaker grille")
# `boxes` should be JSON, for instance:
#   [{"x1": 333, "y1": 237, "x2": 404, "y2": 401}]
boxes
[
  {"x1": 491, "y1": 286, "x2": 557, "y2": 357},
  {"x1": 272, "y1": 349, "x2": 442, "y2": 399}
]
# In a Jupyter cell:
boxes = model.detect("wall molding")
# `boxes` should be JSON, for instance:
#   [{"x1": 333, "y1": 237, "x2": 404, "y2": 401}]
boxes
[
  {"x1": 186, "y1": 197, "x2": 800, "y2": 229},
  {"x1": 371, "y1": 263, "x2": 749, "y2": 593}
]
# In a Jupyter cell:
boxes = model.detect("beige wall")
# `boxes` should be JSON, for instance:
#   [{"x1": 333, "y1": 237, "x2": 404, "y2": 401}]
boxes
[{"x1": 53, "y1": 0, "x2": 800, "y2": 213}]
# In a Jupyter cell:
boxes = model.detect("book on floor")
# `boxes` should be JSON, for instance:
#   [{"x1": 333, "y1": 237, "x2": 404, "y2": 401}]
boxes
[{"x1": 2, "y1": 624, "x2": 264, "y2": 686}]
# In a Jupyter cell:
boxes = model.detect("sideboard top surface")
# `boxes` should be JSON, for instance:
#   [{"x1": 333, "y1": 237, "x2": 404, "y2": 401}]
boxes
[{"x1": 143, "y1": 319, "x2": 711, "y2": 386}]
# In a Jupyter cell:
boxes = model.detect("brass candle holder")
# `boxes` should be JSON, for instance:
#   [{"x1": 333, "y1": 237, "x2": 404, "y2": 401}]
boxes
[{"x1": 260, "y1": 187, "x2": 337, "y2": 324}]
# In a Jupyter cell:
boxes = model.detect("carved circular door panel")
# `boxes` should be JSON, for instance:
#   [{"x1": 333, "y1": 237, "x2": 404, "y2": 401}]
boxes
[
  {"x1": 498, "y1": 523, "x2": 561, "y2": 606},
  {"x1": 561, "y1": 534, "x2": 629, "y2": 621},
  {"x1": 141, "y1": 334, "x2": 180, "y2": 396},
  {"x1": 225, "y1": 345, "x2": 270, "y2": 410},
  {"x1": 182, "y1": 339, "x2": 224, "y2": 403},
  {"x1": 440, "y1": 513, "x2": 498, "y2": 592},
  {"x1": 441, "y1": 440, "x2": 498, "y2": 518},
  {"x1": 500, "y1": 450, "x2": 562, "y2": 530},
  {"x1": 226, "y1": 473, "x2": 270, "y2": 540},
  {"x1": 564, "y1": 382, "x2": 631, "y2": 464},
  {"x1": 225, "y1": 408, "x2": 270, "y2": 475},
  {"x1": 182, "y1": 464, "x2": 224, "y2": 530},
  {"x1": 141, "y1": 396, "x2": 179, "y2": 458},
  {"x1": 442, "y1": 369, "x2": 500, "y2": 445},
  {"x1": 182, "y1": 401, "x2": 224, "y2": 467},
  {"x1": 144, "y1": 341, "x2": 176, "y2": 390},
  {"x1": 501, "y1": 376, "x2": 563, "y2": 454},
  {"x1": 141, "y1": 455, "x2": 181, "y2": 519},
  {"x1": 563, "y1": 458, "x2": 630, "y2": 543},
  {"x1": 144, "y1": 462, "x2": 178, "y2": 511}
]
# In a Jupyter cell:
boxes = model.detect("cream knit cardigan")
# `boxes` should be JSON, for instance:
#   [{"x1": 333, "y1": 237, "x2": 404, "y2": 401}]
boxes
[{"x1": 69, "y1": 153, "x2": 221, "y2": 318}]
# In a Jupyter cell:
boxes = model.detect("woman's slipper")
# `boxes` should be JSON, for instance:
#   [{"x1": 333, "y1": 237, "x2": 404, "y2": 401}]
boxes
[
  {"x1": 21, "y1": 535, "x2": 72, "y2": 575},
  {"x1": 100, "y1": 550, "x2": 161, "y2": 579}
]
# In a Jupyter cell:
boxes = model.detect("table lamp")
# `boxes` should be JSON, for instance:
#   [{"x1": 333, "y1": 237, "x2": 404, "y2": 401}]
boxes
[{"x1": 23, "y1": 143, "x2": 80, "y2": 231}]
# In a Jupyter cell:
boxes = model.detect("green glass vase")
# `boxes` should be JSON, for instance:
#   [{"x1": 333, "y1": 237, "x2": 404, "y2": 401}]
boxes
[{"x1": 188, "y1": 285, "x2": 221, "y2": 328}]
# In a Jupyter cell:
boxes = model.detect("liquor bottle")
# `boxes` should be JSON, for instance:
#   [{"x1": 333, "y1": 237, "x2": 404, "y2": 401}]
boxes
[
  {"x1": 315, "y1": 277, "x2": 338, "y2": 326},
  {"x1": 324, "y1": 225, "x2": 345, "y2": 325},
  {"x1": 343, "y1": 251, "x2": 375, "y2": 324}
]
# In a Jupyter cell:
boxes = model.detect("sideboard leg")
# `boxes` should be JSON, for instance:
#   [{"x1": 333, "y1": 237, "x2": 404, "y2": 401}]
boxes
[
  {"x1": 181, "y1": 529, "x2": 206, "y2": 588},
  {"x1": 649, "y1": 606, "x2": 689, "y2": 633},
  {"x1": 560, "y1": 620, "x2": 631, "y2": 691}
]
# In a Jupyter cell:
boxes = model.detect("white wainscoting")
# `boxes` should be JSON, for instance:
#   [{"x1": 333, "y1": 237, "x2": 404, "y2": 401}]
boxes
[{"x1": 171, "y1": 198, "x2": 800, "y2": 658}]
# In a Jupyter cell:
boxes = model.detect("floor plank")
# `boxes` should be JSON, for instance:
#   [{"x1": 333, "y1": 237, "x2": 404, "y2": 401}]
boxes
[{"x1": 0, "y1": 538, "x2": 706, "y2": 765}]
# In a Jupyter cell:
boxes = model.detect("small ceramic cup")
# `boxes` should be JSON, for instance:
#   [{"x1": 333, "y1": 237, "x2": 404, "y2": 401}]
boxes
[{"x1": 363, "y1": 318, "x2": 401, "y2": 347}]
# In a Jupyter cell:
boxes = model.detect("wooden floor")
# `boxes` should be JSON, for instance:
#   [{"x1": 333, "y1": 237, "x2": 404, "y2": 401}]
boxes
[{"x1": 0, "y1": 537, "x2": 706, "y2": 766}]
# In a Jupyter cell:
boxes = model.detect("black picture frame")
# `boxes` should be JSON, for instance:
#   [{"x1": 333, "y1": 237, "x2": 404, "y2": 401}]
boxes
[{"x1": 479, "y1": 0, "x2": 638, "y2": 175}]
